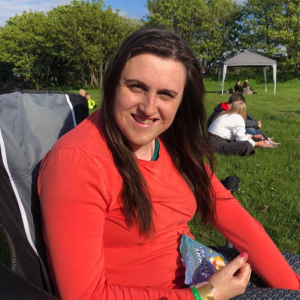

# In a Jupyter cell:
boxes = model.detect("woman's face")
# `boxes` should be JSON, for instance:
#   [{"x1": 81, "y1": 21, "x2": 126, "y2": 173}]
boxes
[{"x1": 113, "y1": 53, "x2": 186, "y2": 158}]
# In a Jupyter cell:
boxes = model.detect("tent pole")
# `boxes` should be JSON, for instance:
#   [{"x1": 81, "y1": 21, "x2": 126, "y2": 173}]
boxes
[
  {"x1": 217, "y1": 67, "x2": 221, "y2": 93},
  {"x1": 263, "y1": 67, "x2": 267, "y2": 93},
  {"x1": 273, "y1": 65, "x2": 277, "y2": 95},
  {"x1": 222, "y1": 65, "x2": 227, "y2": 95}
]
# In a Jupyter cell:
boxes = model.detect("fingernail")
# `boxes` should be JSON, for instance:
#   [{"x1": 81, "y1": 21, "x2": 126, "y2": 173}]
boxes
[{"x1": 240, "y1": 253, "x2": 248, "y2": 260}]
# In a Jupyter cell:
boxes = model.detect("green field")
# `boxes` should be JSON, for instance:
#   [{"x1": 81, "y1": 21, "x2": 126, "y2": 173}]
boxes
[
  {"x1": 191, "y1": 71, "x2": 300, "y2": 253},
  {"x1": 1, "y1": 71, "x2": 300, "y2": 267}
]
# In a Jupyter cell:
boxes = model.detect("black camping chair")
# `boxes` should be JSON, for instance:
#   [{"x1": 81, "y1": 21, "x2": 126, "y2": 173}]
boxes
[{"x1": 0, "y1": 88, "x2": 88, "y2": 299}]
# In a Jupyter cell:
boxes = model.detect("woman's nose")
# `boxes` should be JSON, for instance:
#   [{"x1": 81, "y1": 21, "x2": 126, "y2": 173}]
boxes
[{"x1": 138, "y1": 93, "x2": 157, "y2": 116}]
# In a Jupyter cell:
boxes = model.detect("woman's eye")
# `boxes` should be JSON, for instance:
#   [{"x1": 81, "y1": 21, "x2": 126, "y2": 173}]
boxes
[
  {"x1": 159, "y1": 91, "x2": 173, "y2": 100},
  {"x1": 130, "y1": 84, "x2": 144, "y2": 92}
]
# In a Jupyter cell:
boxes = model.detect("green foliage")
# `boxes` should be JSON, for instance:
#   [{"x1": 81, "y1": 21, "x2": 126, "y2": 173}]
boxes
[
  {"x1": 240, "y1": 0, "x2": 300, "y2": 71},
  {"x1": 0, "y1": 11, "x2": 51, "y2": 88},
  {"x1": 145, "y1": 0, "x2": 300, "y2": 72},
  {"x1": 47, "y1": 0, "x2": 141, "y2": 88},
  {"x1": 0, "y1": 0, "x2": 142, "y2": 88},
  {"x1": 145, "y1": 0, "x2": 242, "y2": 73},
  {"x1": 275, "y1": 1, "x2": 300, "y2": 70},
  {"x1": 2, "y1": 0, "x2": 300, "y2": 84},
  {"x1": 240, "y1": 0, "x2": 283, "y2": 57}
]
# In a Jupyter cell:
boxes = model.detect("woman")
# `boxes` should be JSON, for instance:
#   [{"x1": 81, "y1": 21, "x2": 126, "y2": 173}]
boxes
[
  {"x1": 234, "y1": 81, "x2": 243, "y2": 93},
  {"x1": 38, "y1": 28, "x2": 300, "y2": 300},
  {"x1": 242, "y1": 80, "x2": 255, "y2": 95},
  {"x1": 207, "y1": 101, "x2": 273, "y2": 156}
]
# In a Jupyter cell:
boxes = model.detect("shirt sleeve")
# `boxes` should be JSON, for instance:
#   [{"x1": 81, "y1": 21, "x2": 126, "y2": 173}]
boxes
[
  {"x1": 38, "y1": 149, "x2": 194, "y2": 300},
  {"x1": 245, "y1": 114, "x2": 258, "y2": 128},
  {"x1": 210, "y1": 172, "x2": 300, "y2": 291},
  {"x1": 231, "y1": 115, "x2": 255, "y2": 147}
]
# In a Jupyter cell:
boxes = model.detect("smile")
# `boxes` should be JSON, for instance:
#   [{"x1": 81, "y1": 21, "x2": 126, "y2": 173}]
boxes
[{"x1": 132, "y1": 115, "x2": 157, "y2": 124}]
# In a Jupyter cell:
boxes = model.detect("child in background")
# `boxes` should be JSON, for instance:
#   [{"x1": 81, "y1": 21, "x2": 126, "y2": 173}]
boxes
[{"x1": 85, "y1": 93, "x2": 97, "y2": 110}]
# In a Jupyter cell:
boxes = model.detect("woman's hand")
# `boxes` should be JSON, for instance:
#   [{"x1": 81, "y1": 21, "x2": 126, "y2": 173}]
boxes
[
  {"x1": 206, "y1": 253, "x2": 251, "y2": 300},
  {"x1": 255, "y1": 141, "x2": 273, "y2": 148},
  {"x1": 252, "y1": 134, "x2": 264, "y2": 140},
  {"x1": 257, "y1": 120, "x2": 262, "y2": 129}
]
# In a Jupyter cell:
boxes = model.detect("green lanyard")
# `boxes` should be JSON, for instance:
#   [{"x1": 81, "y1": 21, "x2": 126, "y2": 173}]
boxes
[{"x1": 151, "y1": 138, "x2": 160, "y2": 161}]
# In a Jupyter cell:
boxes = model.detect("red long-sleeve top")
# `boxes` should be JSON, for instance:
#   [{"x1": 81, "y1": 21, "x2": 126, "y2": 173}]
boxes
[{"x1": 38, "y1": 111, "x2": 300, "y2": 300}]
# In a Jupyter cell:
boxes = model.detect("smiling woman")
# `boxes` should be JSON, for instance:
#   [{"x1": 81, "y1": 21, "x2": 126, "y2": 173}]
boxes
[
  {"x1": 38, "y1": 27, "x2": 300, "y2": 300},
  {"x1": 113, "y1": 54, "x2": 186, "y2": 159}
]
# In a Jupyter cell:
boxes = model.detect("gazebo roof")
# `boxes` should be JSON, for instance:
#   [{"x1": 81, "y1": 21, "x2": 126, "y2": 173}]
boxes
[{"x1": 224, "y1": 51, "x2": 276, "y2": 67}]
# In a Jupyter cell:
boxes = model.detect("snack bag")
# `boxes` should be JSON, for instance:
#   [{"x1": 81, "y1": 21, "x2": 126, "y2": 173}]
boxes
[{"x1": 179, "y1": 234, "x2": 227, "y2": 286}]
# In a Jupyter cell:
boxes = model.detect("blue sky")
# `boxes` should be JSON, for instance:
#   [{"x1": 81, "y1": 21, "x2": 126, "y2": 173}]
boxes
[{"x1": 0, "y1": 0, "x2": 245, "y2": 27}]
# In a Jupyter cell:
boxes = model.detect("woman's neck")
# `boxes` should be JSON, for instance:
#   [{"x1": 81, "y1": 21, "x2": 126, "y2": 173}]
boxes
[{"x1": 131, "y1": 139, "x2": 156, "y2": 161}]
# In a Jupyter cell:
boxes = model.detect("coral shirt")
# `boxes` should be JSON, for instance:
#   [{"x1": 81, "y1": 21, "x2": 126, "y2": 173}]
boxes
[{"x1": 38, "y1": 111, "x2": 300, "y2": 300}]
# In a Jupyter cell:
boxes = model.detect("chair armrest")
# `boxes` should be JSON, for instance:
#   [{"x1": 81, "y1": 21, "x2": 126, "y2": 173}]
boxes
[{"x1": 0, "y1": 262, "x2": 59, "y2": 300}]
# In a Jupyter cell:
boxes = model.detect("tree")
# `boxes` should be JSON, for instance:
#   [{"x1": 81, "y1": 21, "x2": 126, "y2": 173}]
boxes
[
  {"x1": 0, "y1": 11, "x2": 53, "y2": 88},
  {"x1": 200, "y1": 0, "x2": 243, "y2": 72},
  {"x1": 145, "y1": 0, "x2": 242, "y2": 73},
  {"x1": 240, "y1": 0, "x2": 284, "y2": 57},
  {"x1": 47, "y1": 0, "x2": 141, "y2": 87},
  {"x1": 274, "y1": 0, "x2": 300, "y2": 70},
  {"x1": 0, "y1": 0, "x2": 142, "y2": 88}
]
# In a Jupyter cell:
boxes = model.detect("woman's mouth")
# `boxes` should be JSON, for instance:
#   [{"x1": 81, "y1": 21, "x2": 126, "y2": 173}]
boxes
[{"x1": 132, "y1": 114, "x2": 157, "y2": 124}]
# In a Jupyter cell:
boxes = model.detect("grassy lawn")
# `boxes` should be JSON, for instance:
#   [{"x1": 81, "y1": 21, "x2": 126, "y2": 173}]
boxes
[
  {"x1": 190, "y1": 71, "x2": 300, "y2": 253},
  {"x1": 1, "y1": 71, "x2": 300, "y2": 267}
]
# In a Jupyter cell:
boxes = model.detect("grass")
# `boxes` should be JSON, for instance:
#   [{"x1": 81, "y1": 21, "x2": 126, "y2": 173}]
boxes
[
  {"x1": 190, "y1": 70, "x2": 300, "y2": 253},
  {"x1": 1, "y1": 71, "x2": 300, "y2": 267}
]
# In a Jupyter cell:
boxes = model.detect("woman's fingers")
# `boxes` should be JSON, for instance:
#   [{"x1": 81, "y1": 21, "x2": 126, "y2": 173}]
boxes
[
  {"x1": 223, "y1": 253, "x2": 250, "y2": 278},
  {"x1": 234, "y1": 262, "x2": 252, "y2": 282},
  {"x1": 207, "y1": 253, "x2": 251, "y2": 300}
]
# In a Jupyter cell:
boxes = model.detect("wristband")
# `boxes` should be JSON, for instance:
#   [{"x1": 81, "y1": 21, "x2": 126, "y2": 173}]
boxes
[
  {"x1": 197, "y1": 281, "x2": 215, "y2": 300},
  {"x1": 190, "y1": 286, "x2": 202, "y2": 300}
]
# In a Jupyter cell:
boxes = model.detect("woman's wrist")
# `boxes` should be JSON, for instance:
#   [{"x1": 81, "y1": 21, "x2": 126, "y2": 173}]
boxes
[{"x1": 190, "y1": 281, "x2": 215, "y2": 300}]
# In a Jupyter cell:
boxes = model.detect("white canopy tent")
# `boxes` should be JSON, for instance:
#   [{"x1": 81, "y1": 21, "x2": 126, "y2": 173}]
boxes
[{"x1": 221, "y1": 51, "x2": 277, "y2": 95}]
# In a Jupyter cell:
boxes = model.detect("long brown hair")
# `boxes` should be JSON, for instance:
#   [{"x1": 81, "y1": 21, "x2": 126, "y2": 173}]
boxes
[{"x1": 101, "y1": 27, "x2": 215, "y2": 237}]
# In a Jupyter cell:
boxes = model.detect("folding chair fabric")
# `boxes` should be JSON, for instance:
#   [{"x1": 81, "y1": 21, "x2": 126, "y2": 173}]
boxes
[{"x1": 0, "y1": 89, "x2": 88, "y2": 293}]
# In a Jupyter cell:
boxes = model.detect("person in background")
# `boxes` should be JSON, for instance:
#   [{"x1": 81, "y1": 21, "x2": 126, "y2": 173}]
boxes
[
  {"x1": 79, "y1": 89, "x2": 86, "y2": 97},
  {"x1": 234, "y1": 81, "x2": 243, "y2": 93},
  {"x1": 243, "y1": 80, "x2": 255, "y2": 94},
  {"x1": 207, "y1": 93, "x2": 280, "y2": 146},
  {"x1": 38, "y1": 27, "x2": 299, "y2": 300},
  {"x1": 207, "y1": 100, "x2": 273, "y2": 156},
  {"x1": 85, "y1": 93, "x2": 97, "y2": 110}
]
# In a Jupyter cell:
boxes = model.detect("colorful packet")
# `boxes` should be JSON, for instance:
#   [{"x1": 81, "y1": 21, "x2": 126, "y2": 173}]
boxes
[{"x1": 179, "y1": 234, "x2": 227, "y2": 286}]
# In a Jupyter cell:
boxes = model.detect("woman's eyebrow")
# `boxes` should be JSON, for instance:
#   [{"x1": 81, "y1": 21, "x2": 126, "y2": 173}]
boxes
[
  {"x1": 160, "y1": 88, "x2": 178, "y2": 97},
  {"x1": 123, "y1": 77, "x2": 178, "y2": 96},
  {"x1": 123, "y1": 78, "x2": 145, "y2": 86}
]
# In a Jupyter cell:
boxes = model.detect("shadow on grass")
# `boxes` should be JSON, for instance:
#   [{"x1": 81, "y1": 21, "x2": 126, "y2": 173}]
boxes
[{"x1": 279, "y1": 111, "x2": 300, "y2": 114}]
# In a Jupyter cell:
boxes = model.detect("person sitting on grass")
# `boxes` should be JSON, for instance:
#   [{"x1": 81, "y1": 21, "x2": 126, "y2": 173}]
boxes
[
  {"x1": 85, "y1": 93, "x2": 97, "y2": 110},
  {"x1": 207, "y1": 100, "x2": 273, "y2": 156},
  {"x1": 243, "y1": 80, "x2": 256, "y2": 94},
  {"x1": 207, "y1": 93, "x2": 280, "y2": 146},
  {"x1": 234, "y1": 81, "x2": 243, "y2": 93},
  {"x1": 38, "y1": 27, "x2": 299, "y2": 300}
]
